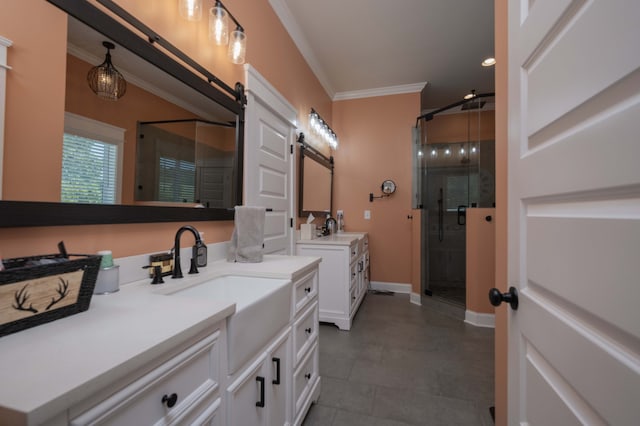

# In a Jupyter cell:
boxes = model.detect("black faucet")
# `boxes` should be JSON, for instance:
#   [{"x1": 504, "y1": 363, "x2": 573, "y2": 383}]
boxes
[{"x1": 172, "y1": 225, "x2": 202, "y2": 279}]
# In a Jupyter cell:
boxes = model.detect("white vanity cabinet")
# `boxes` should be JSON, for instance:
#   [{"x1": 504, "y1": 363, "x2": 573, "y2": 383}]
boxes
[
  {"x1": 70, "y1": 326, "x2": 225, "y2": 426},
  {"x1": 291, "y1": 269, "x2": 320, "y2": 425},
  {"x1": 296, "y1": 233, "x2": 369, "y2": 331},
  {"x1": 225, "y1": 327, "x2": 291, "y2": 426},
  {"x1": 0, "y1": 255, "x2": 321, "y2": 426},
  {"x1": 224, "y1": 262, "x2": 321, "y2": 426}
]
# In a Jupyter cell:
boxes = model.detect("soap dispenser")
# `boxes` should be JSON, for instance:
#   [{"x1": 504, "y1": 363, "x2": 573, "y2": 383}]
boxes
[{"x1": 337, "y1": 210, "x2": 344, "y2": 233}]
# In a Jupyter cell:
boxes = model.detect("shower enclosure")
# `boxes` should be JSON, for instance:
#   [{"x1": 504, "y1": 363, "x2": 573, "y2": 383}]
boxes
[
  {"x1": 135, "y1": 119, "x2": 237, "y2": 207},
  {"x1": 413, "y1": 95, "x2": 495, "y2": 307}
]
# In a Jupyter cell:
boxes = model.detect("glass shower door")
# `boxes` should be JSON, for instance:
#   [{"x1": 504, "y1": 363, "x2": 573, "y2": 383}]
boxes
[{"x1": 416, "y1": 101, "x2": 495, "y2": 307}]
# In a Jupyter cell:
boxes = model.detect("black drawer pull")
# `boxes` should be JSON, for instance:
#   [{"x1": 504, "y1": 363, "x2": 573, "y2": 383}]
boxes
[
  {"x1": 161, "y1": 393, "x2": 178, "y2": 408},
  {"x1": 305, "y1": 373, "x2": 311, "y2": 380},
  {"x1": 305, "y1": 327, "x2": 312, "y2": 334},
  {"x1": 304, "y1": 287, "x2": 311, "y2": 293},
  {"x1": 272, "y1": 357, "x2": 281, "y2": 385},
  {"x1": 256, "y1": 376, "x2": 265, "y2": 407}
]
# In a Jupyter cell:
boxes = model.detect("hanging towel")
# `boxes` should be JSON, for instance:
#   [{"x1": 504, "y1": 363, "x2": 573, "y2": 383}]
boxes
[{"x1": 227, "y1": 206, "x2": 266, "y2": 263}]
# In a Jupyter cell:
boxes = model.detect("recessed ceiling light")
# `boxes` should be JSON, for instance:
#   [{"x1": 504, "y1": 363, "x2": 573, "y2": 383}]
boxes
[{"x1": 482, "y1": 57, "x2": 496, "y2": 67}]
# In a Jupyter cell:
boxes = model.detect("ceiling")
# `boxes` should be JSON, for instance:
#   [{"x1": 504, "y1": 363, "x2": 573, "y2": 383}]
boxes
[{"x1": 269, "y1": 0, "x2": 495, "y2": 109}]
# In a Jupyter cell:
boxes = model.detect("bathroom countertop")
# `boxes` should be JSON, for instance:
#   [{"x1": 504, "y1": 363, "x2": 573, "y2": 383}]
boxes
[
  {"x1": 0, "y1": 254, "x2": 320, "y2": 425},
  {"x1": 296, "y1": 232, "x2": 367, "y2": 246}
]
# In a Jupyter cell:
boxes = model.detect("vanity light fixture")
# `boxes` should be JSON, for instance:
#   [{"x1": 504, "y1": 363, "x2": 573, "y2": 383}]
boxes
[
  {"x1": 87, "y1": 41, "x2": 127, "y2": 101},
  {"x1": 180, "y1": 0, "x2": 247, "y2": 64},
  {"x1": 309, "y1": 108, "x2": 338, "y2": 149}
]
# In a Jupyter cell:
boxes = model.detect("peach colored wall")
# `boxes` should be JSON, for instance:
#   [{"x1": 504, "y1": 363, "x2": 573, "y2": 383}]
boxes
[
  {"x1": 495, "y1": 0, "x2": 508, "y2": 424},
  {"x1": 1, "y1": 0, "x2": 67, "y2": 201},
  {"x1": 426, "y1": 110, "x2": 496, "y2": 144},
  {"x1": 0, "y1": 0, "x2": 330, "y2": 260},
  {"x1": 465, "y1": 208, "x2": 495, "y2": 313},
  {"x1": 332, "y1": 93, "x2": 420, "y2": 285}
]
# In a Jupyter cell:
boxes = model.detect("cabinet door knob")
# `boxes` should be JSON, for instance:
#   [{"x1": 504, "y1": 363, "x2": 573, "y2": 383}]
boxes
[
  {"x1": 161, "y1": 393, "x2": 178, "y2": 408},
  {"x1": 305, "y1": 327, "x2": 312, "y2": 334},
  {"x1": 256, "y1": 376, "x2": 265, "y2": 407},
  {"x1": 304, "y1": 287, "x2": 311, "y2": 293},
  {"x1": 305, "y1": 373, "x2": 311, "y2": 380}
]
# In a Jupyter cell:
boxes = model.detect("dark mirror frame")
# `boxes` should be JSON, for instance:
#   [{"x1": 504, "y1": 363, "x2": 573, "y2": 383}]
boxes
[
  {"x1": 298, "y1": 140, "x2": 333, "y2": 218},
  {"x1": 0, "y1": 0, "x2": 245, "y2": 227}
]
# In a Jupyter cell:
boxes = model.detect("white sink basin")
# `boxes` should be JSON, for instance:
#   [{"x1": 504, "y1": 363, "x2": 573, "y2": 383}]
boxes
[{"x1": 168, "y1": 275, "x2": 292, "y2": 374}]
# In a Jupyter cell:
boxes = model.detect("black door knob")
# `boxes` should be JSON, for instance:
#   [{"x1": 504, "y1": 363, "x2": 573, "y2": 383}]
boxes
[{"x1": 488, "y1": 286, "x2": 519, "y2": 310}]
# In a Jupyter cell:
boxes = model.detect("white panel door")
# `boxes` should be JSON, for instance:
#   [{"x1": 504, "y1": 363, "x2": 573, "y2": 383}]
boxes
[
  {"x1": 244, "y1": 65, "x2": 297, "y2": 255},
  {"x1": 507, "y1": 1, "x2": 640, "y2": 424}
]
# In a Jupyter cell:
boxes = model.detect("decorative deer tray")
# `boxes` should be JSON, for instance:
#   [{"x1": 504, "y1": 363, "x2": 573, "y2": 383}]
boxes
[{"x1": 0, "y1": 253, "x2": 101, "y2": 338}]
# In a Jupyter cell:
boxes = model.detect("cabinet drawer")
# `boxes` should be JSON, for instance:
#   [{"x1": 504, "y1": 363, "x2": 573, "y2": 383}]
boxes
[
  {"x1": 293, "y1": 269, "x2": 318, "y2": 316},
  {"x1": 350, "y1": 263, "x2": 357, "y2": 289},
  {"x1": 360, "y1": 235, "x2": 369, "y2": 252},
  {"x1": 349, "y1": 243, "x2": 359, "y2": 263},
  {"x1": 71, "y1": 331, "x2": 221, "y2": 426},
  {"x1": 293, "y1": 341, "x2": 319, "y2": 416},
  {"x1": 293, "y1": 301, "x2": 318, "y2": 365},
  {"x1": 350, "y1": 285, "x2": 359, "y2": 313}
]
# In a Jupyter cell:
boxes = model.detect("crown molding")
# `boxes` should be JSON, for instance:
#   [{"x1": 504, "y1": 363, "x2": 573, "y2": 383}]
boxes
[{"x1": 333, "y1": 82, "x2": 427, "y2": 101}]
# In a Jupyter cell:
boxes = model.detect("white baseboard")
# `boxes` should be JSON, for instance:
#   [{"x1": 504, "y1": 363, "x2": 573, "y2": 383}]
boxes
[
  {"x1": 409, "y1": 292, "x2": 422, "y2": 306},
  {"x1": 370, "y1": 281, "x2": 411, "y2": 294},
  {"x1": 464, "y1": 310, "x2": 495, "y2": 328}
]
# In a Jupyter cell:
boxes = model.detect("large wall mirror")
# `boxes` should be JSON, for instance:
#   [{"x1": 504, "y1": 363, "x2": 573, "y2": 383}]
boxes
[
  {"x1": 0, "y1": 0, "x2": 244, "y2": 227},
  {"x1": 298, "y1": 141, "x2": 333, "y2": 218}
]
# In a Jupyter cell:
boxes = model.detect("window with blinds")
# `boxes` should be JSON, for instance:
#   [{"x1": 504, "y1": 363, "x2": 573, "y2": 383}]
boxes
[
  {"x1": 158, "y1": 157, "x2": 196, "y2": 203},
  {"x1": 62, "y1": 112, "x2": 125, "y2": 204},
  {"x1": 61, "y1": 134, "x2": 118, "y2": 204}
]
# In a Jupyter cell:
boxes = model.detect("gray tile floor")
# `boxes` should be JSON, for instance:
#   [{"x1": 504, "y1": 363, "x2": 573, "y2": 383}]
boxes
[{"x1": 302, "y1": 293, "x2": 495, "y2": 426}]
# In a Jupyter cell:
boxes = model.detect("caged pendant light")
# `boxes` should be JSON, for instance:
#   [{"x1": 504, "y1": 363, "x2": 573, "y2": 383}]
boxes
[{"x1": 87, "y1": 41, "x2": 127, "y2": 101}]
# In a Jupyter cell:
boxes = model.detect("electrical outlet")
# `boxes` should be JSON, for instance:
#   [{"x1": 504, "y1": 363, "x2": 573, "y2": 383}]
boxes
[
  {"x1": 337, "y1": 209, "x2": 344, "y2": 216},
  {"x1": 364, "y1": 210, "x2": 371, "y2": 220}
]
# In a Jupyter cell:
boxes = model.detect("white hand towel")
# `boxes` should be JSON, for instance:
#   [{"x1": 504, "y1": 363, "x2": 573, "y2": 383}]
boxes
[{"x1": 227, "y1": 206, "x2": 266, "y2": 263}]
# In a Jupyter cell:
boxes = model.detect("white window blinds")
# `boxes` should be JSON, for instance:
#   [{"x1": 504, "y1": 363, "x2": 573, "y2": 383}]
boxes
[
  {"x1": 61, "y1": 134, "x2": 118, "y2": 204},
  {"x1": 62, "y1": 112, "x2": 125, "y2": 204}
]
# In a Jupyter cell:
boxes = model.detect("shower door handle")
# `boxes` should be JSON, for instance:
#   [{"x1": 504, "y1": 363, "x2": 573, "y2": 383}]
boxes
[{"x1": 457, "y1": 205, "x2": 467, "y2": 226}]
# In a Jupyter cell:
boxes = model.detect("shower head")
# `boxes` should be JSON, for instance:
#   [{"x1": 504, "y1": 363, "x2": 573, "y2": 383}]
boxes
[{"x1": 461, "y1": 100, "x2": 486, "y2": 111}]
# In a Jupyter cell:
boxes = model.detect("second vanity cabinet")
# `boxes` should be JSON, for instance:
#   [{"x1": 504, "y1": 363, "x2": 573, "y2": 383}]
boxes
[{"x1": 296, "y1": 233, "x2": 369, "y2": 331}]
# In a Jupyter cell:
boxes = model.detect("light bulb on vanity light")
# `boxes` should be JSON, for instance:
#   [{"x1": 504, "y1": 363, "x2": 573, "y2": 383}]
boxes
[
  {"x1": 179, "y1": 0, "x2": 203, "y2": 21},
  {"x1": 209, "y1": 1, "x2": 229, "y2": 45},
  {"x1": 228, "y1": 27, "x2": 246, "y2": 64}
]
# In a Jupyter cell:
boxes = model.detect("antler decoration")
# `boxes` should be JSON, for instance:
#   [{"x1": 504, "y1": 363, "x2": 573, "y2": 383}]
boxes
[
  {"x1": 46, "y1": 278, "x2": 70, "y2": 311},
  {"x1": 13, "y1": 285, "x2": 39, "y2": 314}
]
